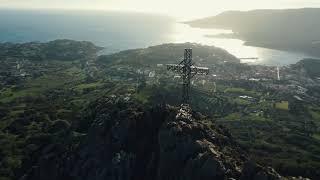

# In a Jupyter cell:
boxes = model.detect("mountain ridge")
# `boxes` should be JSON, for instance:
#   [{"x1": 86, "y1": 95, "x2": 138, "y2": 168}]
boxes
[{"x1": 18, "y1": 96, "x2": 304, "y2": 180}]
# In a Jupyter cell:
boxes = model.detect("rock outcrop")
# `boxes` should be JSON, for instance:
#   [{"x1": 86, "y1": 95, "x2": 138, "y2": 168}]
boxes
[{"x1": 19, "y1": 96, "x2": 306, "y2": 180}]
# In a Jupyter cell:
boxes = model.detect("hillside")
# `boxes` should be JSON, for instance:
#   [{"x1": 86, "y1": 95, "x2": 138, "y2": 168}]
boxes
[
  {"x1": 97, "y1": 43, "x2": 239, "y2": 67},
  {"x1": 187, "y1": 8, "x2": 320, "y2": 56}
]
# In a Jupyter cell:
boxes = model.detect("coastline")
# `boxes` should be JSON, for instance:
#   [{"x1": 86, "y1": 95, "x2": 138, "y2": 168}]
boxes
[{"x1": 184, "y1": 20, "x2": 320, "y2": 58}]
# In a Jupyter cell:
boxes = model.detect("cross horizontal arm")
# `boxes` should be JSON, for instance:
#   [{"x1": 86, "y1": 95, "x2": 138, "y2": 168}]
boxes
[
  {"x1": 167, "y1": 64, "x2": 209, "y2": 75},
  {"x1": 191, "y1": 66, "x2": 209, "y2": 75},
  {"x1": 167, "y1": 64, "x2": 183, "y2": 73}
]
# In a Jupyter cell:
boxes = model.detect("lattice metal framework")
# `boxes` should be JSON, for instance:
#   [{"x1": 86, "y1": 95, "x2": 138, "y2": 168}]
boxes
[{"x1": 167, "y1": 48, "x2": 209, "y2": 104}]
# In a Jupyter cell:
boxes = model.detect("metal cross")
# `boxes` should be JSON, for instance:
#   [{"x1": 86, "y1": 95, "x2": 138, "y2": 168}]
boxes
[{"x1": 167, "y1": 48, "x2": 209, "y2": 105}]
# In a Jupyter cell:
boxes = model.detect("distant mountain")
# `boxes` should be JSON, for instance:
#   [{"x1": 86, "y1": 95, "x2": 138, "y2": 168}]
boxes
[
  {"x1": 292, "y1": 58, "x2": 320, "y2": 78},
  {"x1": 187, "y1": 8, "x2": 320, "y2": 56},
  {"x1": 0, "y1": 39, "x2": 102, "y2": 61}
]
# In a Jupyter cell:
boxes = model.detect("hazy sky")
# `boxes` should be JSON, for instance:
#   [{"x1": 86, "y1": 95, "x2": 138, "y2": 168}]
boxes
[{"x1": 1, "y1": 0, "x2": 320, "y2": 19}]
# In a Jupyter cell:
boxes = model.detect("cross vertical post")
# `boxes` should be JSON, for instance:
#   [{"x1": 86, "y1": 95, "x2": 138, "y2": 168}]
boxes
[{"x1": 182, "y1": 49, "x2": 192, "y2": 104}]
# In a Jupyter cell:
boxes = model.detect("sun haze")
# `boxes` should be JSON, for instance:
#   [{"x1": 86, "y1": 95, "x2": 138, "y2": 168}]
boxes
[{"x1": 1, "y1": 0, "x2": 320, "y2": 19}]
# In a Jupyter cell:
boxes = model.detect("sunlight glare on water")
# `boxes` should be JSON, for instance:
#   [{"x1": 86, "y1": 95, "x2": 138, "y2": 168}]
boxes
[{"x1": 170, "y1": 23, "x2": 259, "y2": 60}]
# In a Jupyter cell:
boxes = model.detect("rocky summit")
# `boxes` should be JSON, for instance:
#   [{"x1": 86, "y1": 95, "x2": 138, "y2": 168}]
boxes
[{"x1": 19, "y1": 96, "x2": 305, "y2": 180}]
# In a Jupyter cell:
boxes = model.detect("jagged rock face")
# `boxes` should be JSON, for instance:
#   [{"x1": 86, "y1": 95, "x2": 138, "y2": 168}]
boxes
[
  {"x1": 158, "y1": 107, "x2": 244, "y2": 180},
  {"x1": 20, "y1": 97, "x2": 288, "y2": 180}
]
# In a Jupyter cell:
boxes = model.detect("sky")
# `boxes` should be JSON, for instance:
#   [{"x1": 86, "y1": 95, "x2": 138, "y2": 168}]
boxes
[{"x1": 1, "y1": 0, "x2": 320, "y2": 19}]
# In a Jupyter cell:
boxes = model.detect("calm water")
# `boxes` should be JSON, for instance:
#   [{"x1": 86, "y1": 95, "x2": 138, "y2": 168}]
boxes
[{"x1": 0, "y1": 9, "x2": 317, "y2": 65}]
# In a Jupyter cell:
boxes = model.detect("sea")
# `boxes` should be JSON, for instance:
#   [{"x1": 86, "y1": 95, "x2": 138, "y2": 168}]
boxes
[{"x1": 0, "y1": 9, "x2": 318, "y2": 66}]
